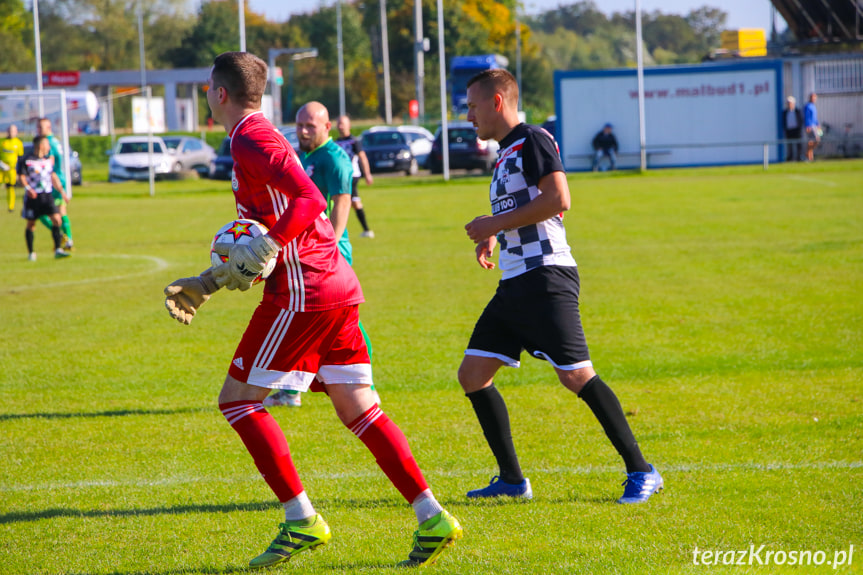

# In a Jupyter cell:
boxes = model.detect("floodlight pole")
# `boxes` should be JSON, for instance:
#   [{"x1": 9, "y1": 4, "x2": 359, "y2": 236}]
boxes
[
  {"x1": 635, "y1": 0, "x2": 647, "y2": 171},
  {"x1": 437, "y1": 0, "x2": 449, "y2": 180},
  {"x1": 147, "y1": 85, "x2": 155, "y2": 197},
  {"x1": 515, "y1": 14, "x2": 522, "y2": 112},
  {"x1": 380, "y1": 0, "x2": 393, "y2": 124},
  {"x1": 33, "y1": 0, "x2": 45, "y2": 116},
  {"x1": 58, "y1": 90, "x2": 72, "y2": 199},
  {"x1": 414, "y1": 0, "x2": 425, "y2": 121},
  {"x1": 239, "y1": 0, "x2": 246, "y2": 52},
  {"x1": 269, "y1": 48, "x2": 318, "y2": 124},
  {"x1": 337, "y1": 0, "x2": 345, "y2": 117},
  {"x1": 137, "y1": 1, "x2": 146, "y2": 89}
]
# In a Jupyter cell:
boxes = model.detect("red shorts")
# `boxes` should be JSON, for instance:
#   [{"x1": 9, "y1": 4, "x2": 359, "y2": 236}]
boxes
[{"x1": 228, "y1": 302, "x2": 372, "y2": 391}]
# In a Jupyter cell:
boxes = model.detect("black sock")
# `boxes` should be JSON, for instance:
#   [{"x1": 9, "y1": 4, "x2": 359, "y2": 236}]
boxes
[
  {"x1": 51, "y1": 225, "x2": 63, "y2": 250},
  {"x1": 578, "y1": 375, "x2": 650, "y2": 473},
  {"x1": 355, "y1": 208, "x2": 369, "y2": 232},
  {"x1": 25, "y1": 228, "x2": 34, "y2": 253},
  {"x1": 466, "y1": 384, "x2": 523, "y2": 484}
]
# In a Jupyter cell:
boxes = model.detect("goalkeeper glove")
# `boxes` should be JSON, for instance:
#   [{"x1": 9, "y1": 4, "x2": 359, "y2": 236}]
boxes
[
  {"x1": 164, "y1": 267, "x2": 222, "y2": 325},
  {"x1": 211, "y1": 233, "x2": 281, "y2": 292}
]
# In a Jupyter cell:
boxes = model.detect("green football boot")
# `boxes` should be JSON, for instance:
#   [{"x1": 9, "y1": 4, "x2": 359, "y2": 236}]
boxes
[
  {"x1": 249, "y1": 514, "x2": 331, "y2": 569},
  {"x1": 398, "y1": 510, "x2": 463, "y2": 567}
]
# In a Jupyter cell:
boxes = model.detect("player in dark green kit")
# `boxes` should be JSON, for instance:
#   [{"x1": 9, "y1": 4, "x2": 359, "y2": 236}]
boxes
[{"x1": 264, "y1": 101, "x2": 377, "y2": 407}]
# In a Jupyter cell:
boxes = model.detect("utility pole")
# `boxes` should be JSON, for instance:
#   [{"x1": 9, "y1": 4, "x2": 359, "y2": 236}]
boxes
[
  {"x1": 414, "y1": 0, "x2": 425, "y2": 122},
  {"x1": 380, "y1": 0, "x2": 392, "y2": 124},
  {"x1": 337, "y1": 0, "x2": 346, "y2": 117}
]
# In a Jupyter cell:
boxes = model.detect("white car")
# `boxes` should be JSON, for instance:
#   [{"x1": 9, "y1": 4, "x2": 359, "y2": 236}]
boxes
[
  {"x1": 366, "y1": 125, "x2": 434, "y2": 168},
  {"x1": 162, "y1": 136, "x2": 216, "y2": 177},
  {"x1": 108, "y1": 136, "x2": 180, "y2": 182}
]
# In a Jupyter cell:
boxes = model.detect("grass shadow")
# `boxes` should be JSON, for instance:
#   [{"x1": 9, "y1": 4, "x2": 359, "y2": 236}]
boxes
[
  {"x1": 0, "y1": 406, "x2": 209, "y2": 421},
  {"x1": 0, "y1": 500, "x2": 281, "y2": 524}
]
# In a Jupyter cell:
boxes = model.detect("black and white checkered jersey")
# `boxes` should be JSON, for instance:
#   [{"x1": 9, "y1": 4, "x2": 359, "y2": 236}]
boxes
[{"x1": 490, "y1": 123, "x2": 576, "y2": 279}]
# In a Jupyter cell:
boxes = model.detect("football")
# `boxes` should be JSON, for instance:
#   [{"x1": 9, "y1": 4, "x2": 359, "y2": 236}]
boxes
[{"x1": 210, "y1": 219, "x2": 277, "y2": 283}]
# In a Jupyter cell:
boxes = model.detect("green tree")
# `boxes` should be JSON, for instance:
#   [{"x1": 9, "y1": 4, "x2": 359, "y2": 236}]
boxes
[
  {"x1": 0, "y1": 0, "x2": 34, "y2": 72},
  {"x1": 27, "y1": 0, "x2": 192, "y2": 72}
]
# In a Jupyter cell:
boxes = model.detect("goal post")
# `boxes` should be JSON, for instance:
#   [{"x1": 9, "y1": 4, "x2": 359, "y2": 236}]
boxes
[{"x1": 0, "y1": 89, "x2": 98, "y2": 198}]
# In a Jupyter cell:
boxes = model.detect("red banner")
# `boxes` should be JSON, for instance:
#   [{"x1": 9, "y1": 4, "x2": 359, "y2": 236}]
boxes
[{"x1": 44, "y1": 71, "x2": 80, "y2": 87}]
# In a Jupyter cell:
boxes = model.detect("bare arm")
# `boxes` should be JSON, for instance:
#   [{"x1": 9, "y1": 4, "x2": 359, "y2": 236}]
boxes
[
  {"x1": 465, "y1": 171, "x2": 570, "y2": 244},
  {"x1": 19, "y1": 173, "x2": 36, "y2": 199},
  {"x1": 329, "y1": 193, "x2": 352, "y2": 240},
  {"x1": 51, "y1": 173, "x2": 69, "y2": 202},
  {"x1": 358, "y1": 150, "x2": 373, "y2": 185}
]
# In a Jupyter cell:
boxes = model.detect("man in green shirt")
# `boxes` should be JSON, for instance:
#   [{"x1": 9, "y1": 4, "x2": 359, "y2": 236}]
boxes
[
  {"x1": 37, "y1": 118, "x2": 74, "y2": 250},
  {"x1": 295, "y1": 101, "x2": 354, "y2": 265},
  {"x1": 263, "y1": 101, "x2": 375, "y2": 407}
]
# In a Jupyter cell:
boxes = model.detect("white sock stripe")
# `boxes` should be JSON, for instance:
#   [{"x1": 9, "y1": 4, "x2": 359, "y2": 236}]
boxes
[
  {"x1": 221, "y1": 403, "x2": 265, "y2": 425},
  {"x1": 350, "y1": 406, "x2": 383, "y2": 437},
  {"x1": 350, "y1": 405, "x2": 381, "y2": 432}
]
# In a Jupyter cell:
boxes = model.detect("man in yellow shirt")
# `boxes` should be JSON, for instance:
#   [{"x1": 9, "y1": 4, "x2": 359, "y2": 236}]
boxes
[{"x1": 1, "y1": 125, "x2": 24, "y2": 212}]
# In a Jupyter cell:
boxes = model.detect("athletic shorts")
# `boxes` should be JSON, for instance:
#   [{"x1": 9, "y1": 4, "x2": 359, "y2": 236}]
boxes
[
  {"x1": 0, "y1": 170, "x2": 16, "y2": 186},
  {"x1": 228, "y1": 302, "x2": 373, "y2": 391},
  {"x1": 351, "y1": 177, "x2": 361, "y2": 201},
  {"x1": 21, "y1": 193, "x2": 58, "y2": 221},
  {"x1": 465, "y1": 265, "x2": 593, "y2": 371}
]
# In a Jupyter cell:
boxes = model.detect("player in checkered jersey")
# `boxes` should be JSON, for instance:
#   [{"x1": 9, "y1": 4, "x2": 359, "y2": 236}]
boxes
[
  {"x1": 459, "y1": 69, "x2": 663, "y2": 504},
  {"x1": 163, "y1": 51, "x2": 461, "y2": 569}
]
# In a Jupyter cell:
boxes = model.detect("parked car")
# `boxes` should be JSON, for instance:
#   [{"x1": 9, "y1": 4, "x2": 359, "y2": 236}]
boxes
[
  {"x1": 209, "y1": 136, "x2": 233, "y2": 180},
  {"x1": 21, "y1": 142, "x2": 82, "y2": 186},
  {"x1": 428, "y1": 121, "x2": 499, "y2": 174},
  {"x1": 279, "y1": 126, "x2": 299, "y2": 149},
  {"x1": 361, "y1": 127, "x2": 423, "y2": 176},
  {"x1": 366, "y1": 125, "x2": 434, "y2": 167},
  {"x1": 107, "y1": 136, "x2": 179, "y2": 182},
  {"x1": 162, "y1": 136, "x2": 215, "y2": 176}
]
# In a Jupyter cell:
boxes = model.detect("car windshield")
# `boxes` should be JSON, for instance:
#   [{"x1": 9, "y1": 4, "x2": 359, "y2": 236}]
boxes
[
  {"x1": 118, "y1": 141, "x2": 165, "y2": 154},
  {"x1": 449, "y1": 128, "x2": 478, "y2": 141},
  {"x1": 217, "y1": 138, "x2": 231, "y2": 155},
  {"x1": 162, "y1": 138, "x2": 181, "y2": 150},
  {"x1": 280, "y1": 128, "x2": 299, "y2": 148},
  {"x1": 363, "y1": 132, "x2": 406, "y2": 147}
]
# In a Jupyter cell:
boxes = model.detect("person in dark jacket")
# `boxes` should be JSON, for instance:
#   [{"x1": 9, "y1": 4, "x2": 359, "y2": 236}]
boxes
[
  {"x1": 592, "y1": 123, "x2": 618, "y2": 171},
  {"x1": 783, "y1": 96, "x2": 804, "y2": 162}
]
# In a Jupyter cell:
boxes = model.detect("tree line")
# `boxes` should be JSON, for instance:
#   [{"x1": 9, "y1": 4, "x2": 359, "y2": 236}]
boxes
[{"x1": 0, "y1": 0, "x2": 728, "y2": 124}]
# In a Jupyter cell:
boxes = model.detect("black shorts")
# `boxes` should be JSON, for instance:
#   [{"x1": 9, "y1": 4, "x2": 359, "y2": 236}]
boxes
[
  {"x1": 351, "y1": 177, "x2": 361, "y2": 200},
  {"x1": 22, "y1": 193, "x2": 58, "y2": 221},
  {"x1": 466, "y1": 266, "x2": 592, "y2": 370}
]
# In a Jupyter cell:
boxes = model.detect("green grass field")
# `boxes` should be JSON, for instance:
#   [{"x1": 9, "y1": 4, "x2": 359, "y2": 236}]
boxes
[{"x1": 1, "y1": 161, "x2": 861, "y2": 574}]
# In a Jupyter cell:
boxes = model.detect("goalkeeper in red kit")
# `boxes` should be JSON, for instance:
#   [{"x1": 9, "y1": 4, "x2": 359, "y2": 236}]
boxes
[{"x1": 163, "y1": 51, "x2": 461, "y2": 569}]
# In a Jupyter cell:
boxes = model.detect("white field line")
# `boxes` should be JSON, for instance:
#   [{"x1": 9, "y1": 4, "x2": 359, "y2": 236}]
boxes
[
  {"x1": 2, "y1": 460, "x2": 861, "y2": 493},
  {"x1": 786, "y1": 175, "x2": 838, "y2": 187},
  {"x1": 2, "y1": 253, "x2": 170, "y2": 292}
]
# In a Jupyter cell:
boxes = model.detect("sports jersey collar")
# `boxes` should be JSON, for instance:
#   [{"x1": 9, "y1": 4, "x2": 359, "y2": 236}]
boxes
[
  {"x1": 229, "y1": 110, "x2": 264, "y2": 138},
  {"x1": 498, "y1": 123, "x2": 528, "y2": 150},
  {"x1": 306, "y1": 137, "x2": 333, "y2": 157}
]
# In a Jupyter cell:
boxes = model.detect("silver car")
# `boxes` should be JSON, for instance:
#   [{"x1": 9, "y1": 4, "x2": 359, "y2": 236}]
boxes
[
  {"x1": 108, "y1": 136, "x2": 178, "y2": 182},
  {"x1": 162, "y1": 136, "x2": 216, "y2": 177}
]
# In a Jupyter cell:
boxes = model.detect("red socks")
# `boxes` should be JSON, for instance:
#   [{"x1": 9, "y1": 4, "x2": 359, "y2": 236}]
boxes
[
  {"x1": 348, "y1": 405, "x2": 429, "y2": 503},
  {"x1": 220, "y1": 400, "x2": 303, "y2": 502},
  {"x1": 220, "y1": 401, "x2": 429, "y2": 506}
]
